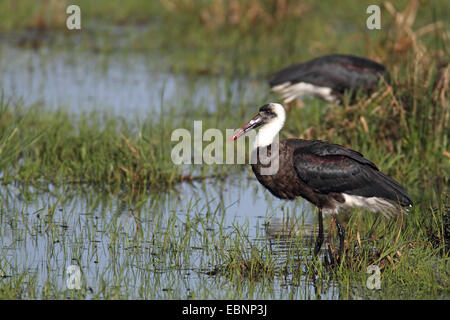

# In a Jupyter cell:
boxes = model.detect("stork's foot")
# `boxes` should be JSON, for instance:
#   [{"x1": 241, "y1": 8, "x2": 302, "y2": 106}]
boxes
[
  {"x1": 324, "y1": 243, "x2": 344, "y2": 267},
  {"x1": 325, "y1": 243, "x2": 335, "y2": 266},
  {"x1": 313, "y1": 209, "x2": 346, "y2": 268},
  {"x1": 323, "y1": 214, "x2": 346, "y2": 267}
]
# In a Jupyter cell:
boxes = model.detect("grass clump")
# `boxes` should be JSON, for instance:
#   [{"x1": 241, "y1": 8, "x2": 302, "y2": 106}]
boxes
[{"x1": 0, "y1": 99, "x2": 185, "y2": 193}]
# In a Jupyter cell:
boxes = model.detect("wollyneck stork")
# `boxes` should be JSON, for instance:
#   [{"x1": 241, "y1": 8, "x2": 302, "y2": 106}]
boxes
[
  {"x1": 231, "y1": 103, "x2": 412, "y2": 261},
  {"x1": 269, "y1": 54, "x2": 389, "y2": 105}
]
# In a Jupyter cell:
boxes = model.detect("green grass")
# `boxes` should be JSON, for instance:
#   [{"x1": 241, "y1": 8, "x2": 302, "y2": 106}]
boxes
[
  {"x1": 0, "y1": 96, "x2": 251, "y2": 193},
  {"x1": 2, "y1": 1, "x2": 449, "y2": 76}
]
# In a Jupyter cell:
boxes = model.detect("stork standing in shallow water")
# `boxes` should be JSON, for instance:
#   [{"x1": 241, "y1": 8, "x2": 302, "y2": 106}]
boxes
[
  {"x1": 269, "y1": 54, "x2": 389, "y2": 105},
  {"x1": 231, "y1": 103, "x2": 412, "y2": 261}
]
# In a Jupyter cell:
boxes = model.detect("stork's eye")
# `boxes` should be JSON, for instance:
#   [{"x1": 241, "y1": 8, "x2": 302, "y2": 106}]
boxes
[{"x1": 259, "y1": 104, "x2": 276, "y2": 117}]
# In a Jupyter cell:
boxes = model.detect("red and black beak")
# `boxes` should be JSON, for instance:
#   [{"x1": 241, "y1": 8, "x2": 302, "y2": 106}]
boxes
[{"x1": 229, "y1": 113, "x2": 263, "y2": 142}]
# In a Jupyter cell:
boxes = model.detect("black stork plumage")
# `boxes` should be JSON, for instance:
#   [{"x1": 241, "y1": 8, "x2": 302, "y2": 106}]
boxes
[
  {"x1": 231, "y1": 103, "x2": 412, "y2": 262},
  {"x1": 269, "y1": 54, "x2": 389, "y2": 105}
]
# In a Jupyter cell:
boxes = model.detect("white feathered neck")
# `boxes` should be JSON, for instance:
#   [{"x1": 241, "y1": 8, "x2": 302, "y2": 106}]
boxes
[{"x1": 254, "y1": 103, "x2": 286, "y2": 149}]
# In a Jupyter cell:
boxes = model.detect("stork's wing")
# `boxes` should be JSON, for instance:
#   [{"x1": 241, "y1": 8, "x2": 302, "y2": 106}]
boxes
[
  {"x1": 269, "y1": 54, "x2": 387, "y2": 93},
  {"x1": 292, "y1": 140, "x2": 412, "y2": 206},
  {"x1": 277, "y1": 67, "x2": 379, "y2": 94}
]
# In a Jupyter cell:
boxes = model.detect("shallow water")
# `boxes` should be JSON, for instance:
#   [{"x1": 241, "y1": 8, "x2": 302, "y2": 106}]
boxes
[
  {"x1": 0, "y1": 174, "x2": 349, "y2": 299},
  {"x1": 0, "y1": 45, "x2": 267, "y2": 118}
]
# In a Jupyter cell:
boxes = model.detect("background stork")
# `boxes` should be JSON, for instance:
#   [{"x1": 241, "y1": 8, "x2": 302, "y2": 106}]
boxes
[{"x1": 269, "y1": 54, "x2": 389, "y2": 105}]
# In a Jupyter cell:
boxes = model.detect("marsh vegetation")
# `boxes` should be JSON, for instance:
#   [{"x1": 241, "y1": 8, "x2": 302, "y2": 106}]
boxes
[{"x1": 0, "y1": 0, "x2": 448, "y2": 299}]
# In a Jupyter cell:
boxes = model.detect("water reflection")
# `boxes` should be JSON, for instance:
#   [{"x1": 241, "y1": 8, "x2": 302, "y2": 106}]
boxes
[{"x1": 266, "y1": 216, "x2": 316, "y2": 240}]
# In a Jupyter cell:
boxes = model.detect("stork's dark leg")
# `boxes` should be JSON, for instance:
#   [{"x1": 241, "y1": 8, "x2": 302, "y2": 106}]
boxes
[
  {"x1": 325, "y1": 243, "x2": 335, "y2": 266},
  {"x1": 332, "y1": 213, "x2": 345, "y2": 262},
  {"x1": 314, "y1": 208, "x2": 324, "y2": 256}
]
